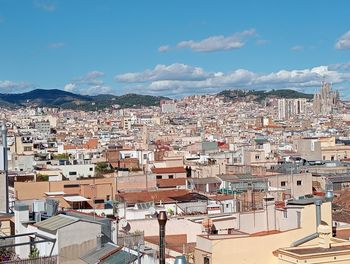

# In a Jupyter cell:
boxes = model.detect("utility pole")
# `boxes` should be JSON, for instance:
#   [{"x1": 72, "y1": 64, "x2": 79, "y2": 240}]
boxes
[{"x1": 1, "y1": 123, "x2": 9, "y2": 214}]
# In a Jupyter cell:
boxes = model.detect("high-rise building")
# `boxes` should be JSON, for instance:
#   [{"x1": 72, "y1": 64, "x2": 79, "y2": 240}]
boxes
[
  {"x1": 313, "y1": 82, "x2": 339, "y2": 115},
  {"x1": 278, "y1": 98, "x2": 306, "y2": 120}
]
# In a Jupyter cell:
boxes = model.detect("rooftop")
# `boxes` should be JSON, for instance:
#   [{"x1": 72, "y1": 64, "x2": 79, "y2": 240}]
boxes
[
  {"x1": 34, "y1": 214, "x2": 79, "y2": 233},
  {"x1": 151, "y1": 166, "x2": 186, "y2": 174}
]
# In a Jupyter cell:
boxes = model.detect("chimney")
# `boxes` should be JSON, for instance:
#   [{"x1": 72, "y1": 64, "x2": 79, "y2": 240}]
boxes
[
  {"x1": 318, "y1": 224, "x2": 332, "y2": 249},
  {"x1": 158, "y1": 211, "x2": 167, "y2": 264}
]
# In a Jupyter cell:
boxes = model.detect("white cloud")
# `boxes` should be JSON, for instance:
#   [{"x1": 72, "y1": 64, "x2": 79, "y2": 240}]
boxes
[
  {"x1": 115, "y1": 63, "x2": 350, "y2": 97},
  {"x1": 158, "y1": 45, "x2": 170, "y2": 53},
  {"x1": 83, "y1": 71, "x2": 104, "y2": 80},
  {"x1": 64, "y1": 71, "x2": 112, "y2": 95},
  {"x1": 329, "y1": 62, "x2": 350, "y2": 71},
  {"x1": 177, "y1": 29, "x2": 256, "y2": 52},
  {"x1": 0, "y1": 80, "x2": 33, "y2": 93},
  {"x1": 64, "y1": 83, "x2": 76, "y2": 92},
  {"x1": 49, "y1": 42, "x2": 65, "y2": 49},
  {"x1": 34, "y1": 0, "x2": 56, "y2": 12},
  {"x1": 116, "y1": 63, "x2": 212, "y2": 83},
  {"x1": 82, "y1": 85, "x2": 113, "y2": 95},
  {"x1": 335, "y1": 30, "x2": 350, "y2": 50},
  {"x1": 291, "y1": 45, "x2": 304, "y2": 51}
]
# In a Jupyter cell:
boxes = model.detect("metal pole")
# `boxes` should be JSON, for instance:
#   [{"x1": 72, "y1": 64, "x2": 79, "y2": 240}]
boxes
[
  {"x1": 1, "y1": 123, "x2": 9, "y2": 214},
  {"x1": 158, "y1": 211, "x2": 167, "y2": 264}
]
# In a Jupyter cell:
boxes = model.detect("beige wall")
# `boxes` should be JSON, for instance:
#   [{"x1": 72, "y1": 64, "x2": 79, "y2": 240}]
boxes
[
  {"x1": 14, "y1": 178, "x2": 116, "y2": 200},
  {"x1": 268, "y1": 173, "x2": 313, "y2": 198},
  {"x1": 194, "y1": 202, "x2": 332, "y2": 264},
  {"x1": 129, "y1": 218, "x2": 202, "y2": 243},
  {"x1": 294, "y1": 139, "x2": 322, "y2": 161},
  {"x1": 321, "y1": 145, "x2": 350, "y2": 161}
]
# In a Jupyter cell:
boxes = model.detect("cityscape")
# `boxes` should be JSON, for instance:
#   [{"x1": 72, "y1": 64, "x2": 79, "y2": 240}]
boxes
[{"x1": 1, "y1": 1, "x2": 350, "y2": 264}]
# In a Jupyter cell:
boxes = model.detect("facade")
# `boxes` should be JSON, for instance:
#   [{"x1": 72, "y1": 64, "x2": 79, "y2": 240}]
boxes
[
  {"x1": 35, "y1": 120, "x2": 51, "y2": 134},
  {"x1": 278, "y1": 98, "x2": 306, "y2": 120},
  {"x1": 194, "y1": 200, "x2": 338, "y2": 264},
  {"x1": 313, "y1": 82, "x2": 339, "y2": 115}
]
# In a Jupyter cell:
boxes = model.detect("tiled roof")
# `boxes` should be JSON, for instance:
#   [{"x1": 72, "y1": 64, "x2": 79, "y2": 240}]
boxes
[
  {"x1": 151, "y1": 166, "x2": 186, "y2": 174},
  {"x1": 156, "y1": 178, "x2": 187, "y2": 188},
  {"x1": 144, "y1": 234, "x2": 196, "y2": 253},
  {"x1": 116, "y1": 189, "x2": 190, "y2": 204}
]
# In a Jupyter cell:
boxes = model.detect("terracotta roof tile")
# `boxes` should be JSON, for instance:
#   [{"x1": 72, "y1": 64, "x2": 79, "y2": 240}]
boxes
[
  {"x1": 116, "y1": 189, "x2": 189, "y2": 204},
  {"x1": 156, "y1": 178, "x2": 187, "y2": 188},
  {"x1": 151, "y1": 167, "x2": 186, "y2": 174}
]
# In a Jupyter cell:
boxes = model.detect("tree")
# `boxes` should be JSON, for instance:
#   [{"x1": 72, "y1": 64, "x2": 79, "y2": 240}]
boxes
[
  {"x1": 29, "y1": 246, "x2": 40, "y2": 259},
  {"x1": 36, "y1": 173, "x2": 49, "y2": 181},
  {"x1": 95, "y1": 162, "x2": 114, "y2": 177}
]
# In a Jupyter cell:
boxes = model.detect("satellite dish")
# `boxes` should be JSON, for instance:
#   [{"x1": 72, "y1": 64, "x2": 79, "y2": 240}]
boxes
[
  {"x1": 120, "y1": 218, "x2": 128, "y2": 229},
  {"x1": 149, "y1": 206, "x2": 156, "y2": 215},
  {"x1": 119, "y1": 218, "x2": 131, "y2": 232}
]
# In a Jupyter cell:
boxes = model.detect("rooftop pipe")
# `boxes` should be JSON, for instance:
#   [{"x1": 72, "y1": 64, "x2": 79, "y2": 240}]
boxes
[{"x1": 291, "y1": 200, "x2": 322, "y2": 247}]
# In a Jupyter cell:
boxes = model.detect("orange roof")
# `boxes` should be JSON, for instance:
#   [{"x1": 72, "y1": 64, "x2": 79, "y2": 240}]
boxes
[
  {"x1": 86, "y1": 138, "x2": 98, "y2": 149},
  {"x1": 116, "y1": 189, "x2": 189, "y2": 204},
  {"x1": 64, "y1": 144, "x2": 78, "y2": 150},
  {"x1": 156, "y1": 178, "x2": 187, "y2": 188},
  {"x1": 151, "y1": 166, "x2": 186, "y2": 174},
  {"x1": 144, "y1": 234, "x2": 195, "y2": 253}
]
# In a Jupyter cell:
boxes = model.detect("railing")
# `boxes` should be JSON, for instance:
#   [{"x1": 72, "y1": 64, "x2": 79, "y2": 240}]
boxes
[
  {"x1": 2, "y1": 256, "x2": 58, "y2": 264},
  {"x1": 117, "y1": 231, "x2": 144, "y2": 247}
]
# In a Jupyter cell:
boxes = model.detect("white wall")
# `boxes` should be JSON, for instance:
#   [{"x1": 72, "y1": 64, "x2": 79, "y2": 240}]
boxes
[{"x1": 129, "y1": 218, "x2": 202, "y2": 243}]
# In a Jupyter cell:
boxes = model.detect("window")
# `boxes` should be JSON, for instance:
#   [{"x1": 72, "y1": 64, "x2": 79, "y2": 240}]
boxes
[
  {"x1": 69, "y1": 171, "x2": 77, "y2": 176},
  {"x1": 283, "y1": 210, "x2": 288, "y2": 218},
  {"x1": 323, "y1": 156, "x2": 326, "y2": 160},
  {"x1": 281, "y1": 181, "x2": 286, "y2": 187},
  {"x1": 297, "y1": 180, "x2": 302, "y2": 186},
  {"x1": 204, "y1": 257, "x2": 210, "y2": 264},
  {"x1": 24, "y1": 146, "x2": 32, "y2": 151},
  {"x1": 255, "y1": 155, "x2": 260, "y2": 160},
  {"x1": 143, "y1": 154, "x2": 148, "y2": 160},
  {"x1": 331, "y1": 156, "x2": 335, "y2": 161},
  {"x1": 106, "y1": 195, "x2": 110, "y2": 201},
  {"x1": 89, "y1": 167, "x2": 93, "y2": 171},
  {"x1": 156, "y1": 175, "x2": 162, "y2": 179},
  {"x1": 168, "y1": 175, "x2": 174, "y2": 179},
  {"x1": 94, "y1": 199, "x2": 104, "y2": 204},
  {"x1": 64, "y1": 184, "x2": 80, "y2": 188}
]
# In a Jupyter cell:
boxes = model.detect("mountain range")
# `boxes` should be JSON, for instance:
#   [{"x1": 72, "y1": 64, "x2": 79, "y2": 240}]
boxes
[
  {"x1": 0, "y1": 88, "x2": 314, "y2": 110},
  {"x1": 0, "y1": 89, "x2": 169, "y2": 110}
]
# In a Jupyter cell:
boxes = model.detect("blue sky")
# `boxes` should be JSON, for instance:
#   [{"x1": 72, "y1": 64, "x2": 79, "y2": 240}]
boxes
[{"x1": 1, "y1": 0, "x2": 350, "y2": 98}]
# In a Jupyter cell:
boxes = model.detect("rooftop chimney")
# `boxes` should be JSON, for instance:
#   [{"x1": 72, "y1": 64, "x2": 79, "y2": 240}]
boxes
[{"x1": 158, "y1": 211, "x2": 167, "y2": 264}]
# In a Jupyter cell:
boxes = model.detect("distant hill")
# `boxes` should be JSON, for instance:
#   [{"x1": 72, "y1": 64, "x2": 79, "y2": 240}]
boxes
[
  {"x1": 217, "y1": 89, "x2": 314, "y2": 101},
  {"x1": 0, "y1": 89, "x2": 169, "y2": 110}
]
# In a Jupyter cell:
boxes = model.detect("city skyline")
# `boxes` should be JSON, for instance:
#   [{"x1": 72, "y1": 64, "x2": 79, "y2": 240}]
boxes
[{"x1": 1, "y1": 0, "x2": 350, "y2": 98}]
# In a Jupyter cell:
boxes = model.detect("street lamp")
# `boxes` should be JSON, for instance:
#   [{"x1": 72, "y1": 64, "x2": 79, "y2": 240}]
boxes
[{"x1": 157, "y1": 211, "x2": 167, "y2": 264}]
